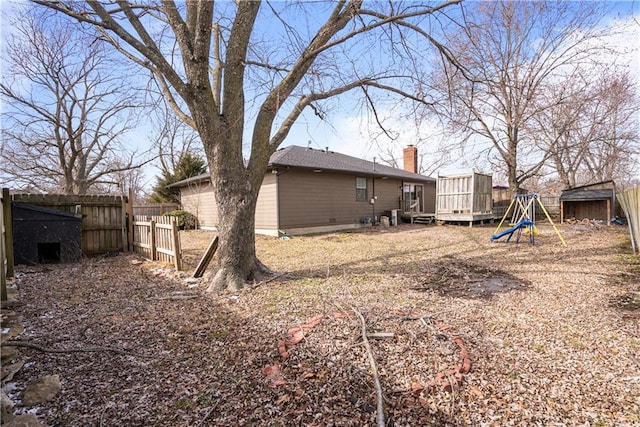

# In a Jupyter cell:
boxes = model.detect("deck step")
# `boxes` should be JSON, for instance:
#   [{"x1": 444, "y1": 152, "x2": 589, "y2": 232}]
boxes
[{"x1": 412, "y1": 216, "x2": 435, "y2": 224}]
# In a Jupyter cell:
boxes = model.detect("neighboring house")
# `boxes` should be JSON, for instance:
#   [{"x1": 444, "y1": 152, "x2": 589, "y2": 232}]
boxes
[
  {"x1": 170, "y1": 145, "x2": 436, "y2": 236},
  {"x1": 559, "y1": 180, "x2": 617, "y2": 223}
]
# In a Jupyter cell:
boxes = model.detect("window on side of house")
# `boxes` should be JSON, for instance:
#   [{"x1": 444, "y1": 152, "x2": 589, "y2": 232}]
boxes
[{"x1": 356, "y1": 177, "x2": 367, "y2": 201}]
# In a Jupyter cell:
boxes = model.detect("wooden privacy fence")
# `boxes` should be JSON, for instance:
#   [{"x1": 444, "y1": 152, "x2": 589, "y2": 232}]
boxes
[
  {"x1": 538, "y1": 195, "x2": 560, "y2": 216},
  {"x1": 493, "y1": 194, "x2": 560, "y2": 220},
  {"x1": 11, "y1": 193, "x2": 129, "y2": 255},
  {"x1": 617, "y1": 186, "x2": 640, "y2": 255},
  {"x1": 132, "y1": 215, "x2": 182, "y2": 270},
  {"x1": 3, "y1": 190, "x2": 184, "y2": 272},
  {"x1": 133, "y1": 203, "x2": 179, "y2": 217}
]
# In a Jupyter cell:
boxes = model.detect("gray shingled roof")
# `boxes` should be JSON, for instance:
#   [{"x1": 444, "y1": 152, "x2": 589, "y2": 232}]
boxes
[
  {"x1": 169, "y1": 145, "x2": 434, "y2": 187},
  {"x1": 560, "y1": 189, "x2": 614, "y2": 201},
  {"x1": 270, "y1": 145, "x2": 434, "y2": 181},
  {"x1": 559, "y1": 180, "x2": 615, "y2": 201}
]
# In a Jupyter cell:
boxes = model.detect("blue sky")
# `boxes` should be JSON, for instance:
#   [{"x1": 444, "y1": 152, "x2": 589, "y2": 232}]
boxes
[
  {"x1": 1, "y1": 1, "x2": 639, "y2": 189},
  {"x1": 275, "y1": 2, "x2": 640, "y2": 180}
]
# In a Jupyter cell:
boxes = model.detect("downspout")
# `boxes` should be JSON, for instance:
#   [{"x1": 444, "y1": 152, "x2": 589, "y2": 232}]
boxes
[
  {"x1": 275, "y1": 170, "x2": 280, "y2": 235},
  {"x1": 372, "y1": 158, "x2": 376, "y2": 224}
]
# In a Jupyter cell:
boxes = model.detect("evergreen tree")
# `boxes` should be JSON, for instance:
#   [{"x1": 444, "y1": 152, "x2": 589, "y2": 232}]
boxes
[{"x1": 149, "y1": 152, "x2": 207, "y2": 203}]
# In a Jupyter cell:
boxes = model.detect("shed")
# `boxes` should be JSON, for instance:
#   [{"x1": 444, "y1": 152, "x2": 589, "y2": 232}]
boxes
[
  {"x1": 436, "y1": 172, "x2": 493, "y2": 224},
  {"x1": 12, "y1": 202, "x2": 83, "y2": 264},
  {"x1": 560, "y1": 180, "x2": 616, "y2": 223}
]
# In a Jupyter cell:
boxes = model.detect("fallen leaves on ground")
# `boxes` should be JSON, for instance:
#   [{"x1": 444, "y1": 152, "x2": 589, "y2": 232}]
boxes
[{"x1": 2, "y1": 223, "x2": 639, "y2": 426}]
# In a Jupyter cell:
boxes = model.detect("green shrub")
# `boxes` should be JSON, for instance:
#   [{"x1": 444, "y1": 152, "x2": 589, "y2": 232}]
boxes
[{"x1": 163, "y1": 210, "x2": 196, "y2": 230}]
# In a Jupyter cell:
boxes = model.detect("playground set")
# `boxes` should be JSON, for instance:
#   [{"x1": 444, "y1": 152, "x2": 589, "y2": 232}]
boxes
[{"x1": 491, "y1": 194, "x2": 567, "y2": 247}]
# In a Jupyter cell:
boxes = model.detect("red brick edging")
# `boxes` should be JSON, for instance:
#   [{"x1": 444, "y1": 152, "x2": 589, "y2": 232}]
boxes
[
  {"x1": 262, "y1": 312, "x2": 352, "y2": 387},
  {"x1": 425, "y1": 319, "x2": 472, "y2": 392}
]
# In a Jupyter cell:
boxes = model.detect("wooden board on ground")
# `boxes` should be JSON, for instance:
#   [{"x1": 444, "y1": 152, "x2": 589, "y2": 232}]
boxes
[{"x1": 193, "y1": 236, "x2": 219, "y2": 278}]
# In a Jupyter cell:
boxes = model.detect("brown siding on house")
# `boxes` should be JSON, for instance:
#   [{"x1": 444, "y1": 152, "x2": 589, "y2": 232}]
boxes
[
  {"x1": 175, "y1": 162, "x2": 435, "y2": 234},
  {"x1": 180, "y1": 182, "x2": 218, "y2": 228},
  {"x1": 278, "y1": 170, "x2": 418, "y2": 229},
  {"x1": 255, "y1": 174, "x2": 278, "y2": 231},
  {"x1": 278, "y1": 171, "x2": 364, "y2": 229},
  {"x1": 180, "y1": 176, "x2": 278, "y2": 233},
  {"x1": 372, "y1": 178, "x2": 402, "y2": 214}
]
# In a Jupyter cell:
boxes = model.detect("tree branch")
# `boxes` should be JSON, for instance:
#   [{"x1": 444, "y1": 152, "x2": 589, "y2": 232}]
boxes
[{"x1": 351, "y1": 307, "x2": 385, "y2": 427}]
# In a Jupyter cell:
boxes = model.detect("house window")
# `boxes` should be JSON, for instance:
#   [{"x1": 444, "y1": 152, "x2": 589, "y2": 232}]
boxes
[{"x1": 356, "y1": 177, "x2": 367, "y2": 201}]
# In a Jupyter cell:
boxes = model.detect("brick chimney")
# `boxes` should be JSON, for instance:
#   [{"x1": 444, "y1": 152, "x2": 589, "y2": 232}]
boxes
[{"x1": 403, "y1": 145, "x2": 418, "y2": 173}]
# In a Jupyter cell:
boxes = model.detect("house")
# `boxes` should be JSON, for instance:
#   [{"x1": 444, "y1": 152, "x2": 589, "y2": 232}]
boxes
[
  {"x1": 559, "y1": 180, "x2": 617, "y2": 223},
  {"x1": 170, "y1": 145, "x2": 436, "y2": 236}
]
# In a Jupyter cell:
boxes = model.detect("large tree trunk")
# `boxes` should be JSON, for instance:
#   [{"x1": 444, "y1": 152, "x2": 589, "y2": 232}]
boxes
[
  {"x1": 506, "y1": 143, "x2": 520, "y2": 197},
  {"x1": 554, "y1": 155, "x2": 572, "y2": 189},
  {"x1": 206, "y1": 181, "x2": 269, "y2": 292},
  {"x1": 204, "y1": 140, "x2": 274, "y2": 292},
  {"x1": 196, "y1": 108, "x2": 273, "y2": 293}
]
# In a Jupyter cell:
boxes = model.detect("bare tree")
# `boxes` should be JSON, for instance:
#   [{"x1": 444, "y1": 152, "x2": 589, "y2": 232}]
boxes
[
  {"x1": 0, "y1": 9, "x2": 149, "y2": 194},
  {"x1": 104, "y1": 163, "x2": 149, "y2": 202},
  {"x1": 374, "y1": 139, "x2": 451, "y2": 176},
  {"x1": 530, "y1": 69, "x2": 594, "y2": 189},
  {"x1": 580, "y1": 71, "x2": 639, "y2": 186},
  {"x1": 149, "y1": 98, "x2": 203, "y2": 177},
  {"x1": 431, "y1": 1, "x2": 613, "y2": 196},
  {"x1": 362, "y1": 106, "x2": 453, "y2": 176},
  {"x1": 35, "y1": 0, "x2": 462, "y2": 292},
  {"x1": 532, "y1": 67, "x2": 639, "y2": 189}
]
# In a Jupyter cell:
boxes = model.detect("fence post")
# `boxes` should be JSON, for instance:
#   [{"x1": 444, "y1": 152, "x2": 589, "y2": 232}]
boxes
[
  {"x1": 150, "y1": 219, "x2": 157, "y2": 261},
  {"x1": 126, "y1": 189, "x2": 134, "y2": 251},
  {"x1": 172, "y1": 218, "x2": 182, "y2": 271},
  {"x1": 1, "y1": 189, "x2": 6, "y2": 301},
  {"x1": 2, "y1": 188, "x2": 14, "y2": 278}
]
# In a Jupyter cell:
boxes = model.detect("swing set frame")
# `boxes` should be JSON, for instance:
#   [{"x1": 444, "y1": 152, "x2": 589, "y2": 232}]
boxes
[{"x1": 492, "y1": 193, "x2": 567, "y2": 247}]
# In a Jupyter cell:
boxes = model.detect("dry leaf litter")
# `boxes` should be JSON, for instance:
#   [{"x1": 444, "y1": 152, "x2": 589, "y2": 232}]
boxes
[{"x1": 1, "y1": 223, "x2": 639, "y2": 426}]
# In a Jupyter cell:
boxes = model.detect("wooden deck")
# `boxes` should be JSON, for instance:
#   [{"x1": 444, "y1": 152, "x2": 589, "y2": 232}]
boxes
[{"x1": 403, "y1": 211, "x2": 497, "y2": 227}]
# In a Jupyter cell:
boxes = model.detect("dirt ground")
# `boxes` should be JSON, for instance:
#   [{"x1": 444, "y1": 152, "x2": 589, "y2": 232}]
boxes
[{"x1": 2, "y1": 222, "x2": 639, "y2": 426}]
